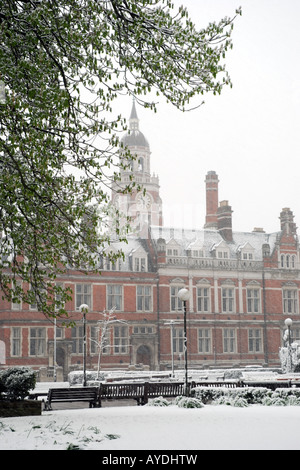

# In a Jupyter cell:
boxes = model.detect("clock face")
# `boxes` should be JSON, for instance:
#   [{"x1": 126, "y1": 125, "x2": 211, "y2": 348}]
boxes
[{"x1": 136, "y1": 193, "x2": 151, "y2": 209}]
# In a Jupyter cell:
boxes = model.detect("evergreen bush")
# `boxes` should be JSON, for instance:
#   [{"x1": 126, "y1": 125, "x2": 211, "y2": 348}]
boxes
[
  {"x1": 0, "y1": 367, "x2": 36, "y2": 400},
  {"x1": 175, "y1": 396, "x2": 204, "y2": 408},
  {"x1": 146, "y1": 396, "x2": 170, "y2": 407}
]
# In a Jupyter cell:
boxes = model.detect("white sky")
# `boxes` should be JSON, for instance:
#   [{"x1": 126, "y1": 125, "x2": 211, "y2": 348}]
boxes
[{"x1": 117, "y1": 0, "x2": 300, "y2": 234}]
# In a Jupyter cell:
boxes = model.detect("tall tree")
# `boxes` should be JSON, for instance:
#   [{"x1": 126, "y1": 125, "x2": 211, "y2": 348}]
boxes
[{"x1": 0, "y1": 0, "x2": 241, "y2": 320}]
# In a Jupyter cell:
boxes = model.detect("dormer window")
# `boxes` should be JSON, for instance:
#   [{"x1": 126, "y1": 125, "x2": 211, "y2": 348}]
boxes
[
  {"x1": 238, "y1": 242, "x2": 255, "y2": 263},
  {"x1": 131, "y1": 246, "x2": 148, "y2": 272},
  {"x1": 166, "y1": 239, "x2": 181, "y2": 259}
]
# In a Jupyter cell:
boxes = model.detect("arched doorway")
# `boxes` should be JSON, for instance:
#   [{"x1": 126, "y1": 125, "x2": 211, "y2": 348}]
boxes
[{"x1": 136, "y1": 345, "x2": 151, "y2": 368}]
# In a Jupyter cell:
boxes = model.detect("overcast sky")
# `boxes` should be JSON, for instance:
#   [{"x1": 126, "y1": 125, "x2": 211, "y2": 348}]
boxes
[{"x1": 118, "y1": 0, "x2": 300, "y2": 234}]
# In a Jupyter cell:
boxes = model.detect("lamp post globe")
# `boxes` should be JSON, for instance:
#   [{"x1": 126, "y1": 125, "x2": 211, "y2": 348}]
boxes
[{"x1": 178, "y1": 288, "x2": 190, "y2": 302}]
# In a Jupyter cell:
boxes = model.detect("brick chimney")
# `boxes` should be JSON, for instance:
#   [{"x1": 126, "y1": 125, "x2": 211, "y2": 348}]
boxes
[
  {"x1": 217, "y1": 200, "x2": 233, "y2": 242},
  {"x1": 204, "y1": 171, "x2": 219, "y2": 229}
]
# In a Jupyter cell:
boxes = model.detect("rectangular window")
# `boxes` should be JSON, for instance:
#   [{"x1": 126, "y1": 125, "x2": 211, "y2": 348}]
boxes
[
  {"x1": 71, "y1": 326, "x2": 83, "y2": 354},
  {"x1": 248, "y1": 329, "x2": 262, "y2": 353},
  {"x1": 134, "y1": 257, "x2": 146, "y2": 272},
  {"x1": 223, "y1": 328, "x2": 236, "y2": 353},
  {"x1": 133, "y1": 326, "x2": 154, "y2": 334},
  {"x1": 247, "y1": 288, "x2": 260, "y2": 313},
  {"x1": 11, "y1": 327, "x2": 21, "y2": 356},
  {"x1": 170, "y1": 286, "x2": 183, "y2": 312},
  {"x1": 11, "y1": 281, "x2": 22, "y2": 310},
  {"x1": 197, "y1": 287, "x2": 210, "y2": 313},
  {"x1": 137, "y1": 285, "x2": 152, "y2": 311},
  {"x1": 107, "y1": 285, "x2": 122, "y2": 311},
  {"x1": 283, "y1": 289, "x2": 298, "y2": 314},
  {"x1": 29, "y1": 328, "x2": 46, "y2": 356},
  {"x1": 173, "y1": 328, "x2": 185, "y2": 354},
  {"x1": 222, "y1": 288, "x2": 234, "y2": 313},
  {"x1": 198, "y1": 328, "x2": 211, "y2": 353},
  {"x1": 292, "y1": 328, "x2": 300, "y2": 345},
  {"x1": 114, "y1": 325, "x2": 128, "y2": 354},
  {"x1": 90, "y1": 326, "x2": 98, "y2": 354},
  {"x1": 76, "y1": 284, "x2": 92, "y2": 310}
]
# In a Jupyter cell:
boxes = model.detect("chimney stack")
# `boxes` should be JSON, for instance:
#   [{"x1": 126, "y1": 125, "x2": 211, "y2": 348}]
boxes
[
  {"x1": 217, "y1": 200, "x2": 233, "y2": 242},
  {"x1": 204, "y1": 171, "x2": 219, "y2": 229}
]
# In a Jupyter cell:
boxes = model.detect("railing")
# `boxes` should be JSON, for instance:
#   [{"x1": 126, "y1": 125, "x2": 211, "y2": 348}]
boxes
[
  {"x1": 165, "y1": 256, "x2": 263, "y2": 271},
  {"x1": 98, "y1": 379, "x2": 300, "y2": 406}
]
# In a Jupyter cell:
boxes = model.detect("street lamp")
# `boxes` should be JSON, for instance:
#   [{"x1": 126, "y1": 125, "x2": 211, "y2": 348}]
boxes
[
  {"x1": 80, "y1": 304, "x2": 89, "y2": 386},
  {"x1": 177, "y1": 288, "x2": 190, "y2": 395}
]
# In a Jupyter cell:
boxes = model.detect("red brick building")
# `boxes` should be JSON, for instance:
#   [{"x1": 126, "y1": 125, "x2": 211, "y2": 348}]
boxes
[{"x1": 0, "y1": 103, "x2": 299, "y2": 379}]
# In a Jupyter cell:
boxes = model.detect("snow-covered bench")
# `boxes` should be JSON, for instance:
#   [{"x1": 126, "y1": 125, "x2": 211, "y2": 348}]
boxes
[{"x1": 44, "y1": 387, "x2": 99, "y2": 410}]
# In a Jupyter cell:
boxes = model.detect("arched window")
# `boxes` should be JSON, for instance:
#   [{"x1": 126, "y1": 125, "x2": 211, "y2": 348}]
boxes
[
  {"x1": 281, "y1": 253, "x2": 297, "y2": 269},
  {"x1": 138, "y1": 157, "x2": 144, "y2": 172}
]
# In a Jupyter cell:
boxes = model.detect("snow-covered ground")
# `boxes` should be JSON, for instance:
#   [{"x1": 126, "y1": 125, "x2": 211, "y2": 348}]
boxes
[
  {"x1": 2, "y1": 369, "x2": 300, "y2": 451},
  {"x1": 1, "y1": 403, "x2": 300, "y2": 450}
]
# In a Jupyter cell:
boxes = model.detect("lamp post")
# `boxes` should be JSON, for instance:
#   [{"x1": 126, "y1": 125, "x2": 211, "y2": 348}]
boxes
[
  {"x1": 177, "y1": 288, "x2": 190, "y2": 395},
  {"x1": 285, "y1": 318, "x2": 293, "y2": 373},
  {"x1": 80, "y1": 304, "x2": 89, "y2": 386}
]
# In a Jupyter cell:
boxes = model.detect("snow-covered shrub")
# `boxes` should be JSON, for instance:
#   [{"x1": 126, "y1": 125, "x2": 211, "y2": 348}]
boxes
[
  {"x1": 231, "y1": 397, "x2": 249, "y2": 407},
  {"x1": 175, "y1": 396, "x2": 204, "y2": 408},
  {"x1": 226, "y1": 387, "x2": 270, "y2": 404},
  {"x1": 0, "y1": 367, "x2": 36, "y2": 400},
  {"x1": 262, "y1": 396, "x2": 286, "y2": 406},
  {"x1": 265, "y1": 389, "x2": 300, "y2": 406},
  {"x1": 247, "y1": 387, "x2": 272, "y2": 404},
  {"x1": 286, "y1": 395, "x2": 300, "y2": 406},
  {"x1": 68, "y1": 370, "x2": 105, "y2": 385},
  {"x1": 273, "y1": 388, "x2": 300, "y2": 400},
  {"x1": 213, "y1": 395, "x2": 248, "y2": 407},
  {"x1": 193, "y1": 386, "x2": 272, "y2": 406},
  {"x1": 146, "y1": 396, "x2": 170, "y2": 407},
  {"x1": 192, "y1": 387, "x2": 224, "y2": 404}
]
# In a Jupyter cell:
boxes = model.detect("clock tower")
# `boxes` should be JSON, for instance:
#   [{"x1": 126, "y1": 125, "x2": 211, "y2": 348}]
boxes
[{"x1": 111, "y1": 101, "x2": 163, "y2": 235}]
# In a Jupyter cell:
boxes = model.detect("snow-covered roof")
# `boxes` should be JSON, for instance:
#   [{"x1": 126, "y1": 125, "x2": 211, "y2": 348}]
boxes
[{"x1": 150, "y1": 226, "x2": 280, "y2": 260}]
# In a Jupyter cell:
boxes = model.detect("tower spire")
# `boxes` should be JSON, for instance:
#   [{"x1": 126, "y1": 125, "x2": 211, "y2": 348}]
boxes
[{"x1": 129, "y1": 98, "x2": 139, "y2": 130}]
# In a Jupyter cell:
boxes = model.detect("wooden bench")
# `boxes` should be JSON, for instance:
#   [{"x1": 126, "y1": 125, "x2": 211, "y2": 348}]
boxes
[
  {"x1": 99, "y1": 381, "x2": 187, "y2": 406},
  {"x1": 44, "y1": 387, "x2": 99, "y2": 410},
  {"x1": 146, "y1": 381, "x2": 186, "y2": 400},
  {"x1": 99, "y1": 382, "x2": 145, "y2": 406}
]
